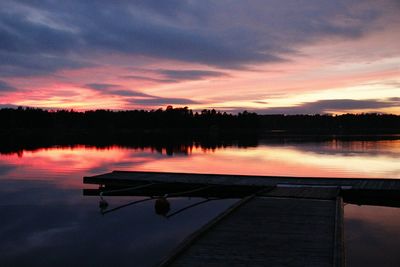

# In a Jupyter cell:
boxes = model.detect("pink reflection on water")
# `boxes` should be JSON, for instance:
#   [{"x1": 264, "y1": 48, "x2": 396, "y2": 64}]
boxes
[
  {"x1": 0, "y1": 146, "x2": 152, "y2": 188},
  {"x1": 0, "y1": 140, "x2": 399, "y2": 190},
  {"x1": 134, "y1": 140, "x2": 400, "y2": 178}
]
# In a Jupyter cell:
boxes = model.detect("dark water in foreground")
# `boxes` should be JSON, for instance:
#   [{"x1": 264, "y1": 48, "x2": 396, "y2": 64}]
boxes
[{"x1": 0, "y1": 138, "x2": 399, "y2": 266}]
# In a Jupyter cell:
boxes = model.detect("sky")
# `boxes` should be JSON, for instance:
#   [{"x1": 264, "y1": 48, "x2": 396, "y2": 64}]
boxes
[{"x1": 0, "y1": 0, "x2": 399, "y2": 114}]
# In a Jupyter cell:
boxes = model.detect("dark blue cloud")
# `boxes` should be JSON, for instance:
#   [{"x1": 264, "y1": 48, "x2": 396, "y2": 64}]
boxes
[
  {"x1": 121, "y1": 69, "x2": 227, "y2": 83},
  {"x1": 119, "y1": 75, "x2": 176, "y2": 84},
  {"x1": 84, "y1": 83, "x2": 151, "y2": 97},
  {"x1": 1, "y1": 0, "x2": 395, "y2": 76},
  {"x1": 0, "y1": 11, "x2": 76, "y2": 54},
  {"x1": 83, "y1": 82, "x2": 197, "y2": 104},
  {"x1": 0, "y1": 51, "x2": 90, "y2": 77},
  {"x1": 111, "y1": 90, "x2": 151, "y2": 97},
  {"x1": 0, "y1": 5, "x2": 90, "y2": 77},
  {"x1": 157, "y1": 69, "x2": 228, "y2": 80},
  {"x1": 131, "y1": 97, "x2": 198, "y2": 106},
  {"x1": 0, "y1": 80, "x2": 16, "y2": 92},
  {"x1": 84, "y1": 83, "x2": 120, "y2": 90},
  {"x1": 255, "y1": 98, "x2": 400, "y2": 114}
]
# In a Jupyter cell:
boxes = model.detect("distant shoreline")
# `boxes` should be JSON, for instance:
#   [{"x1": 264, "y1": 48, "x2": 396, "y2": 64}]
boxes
[
  {"x1": 1, "y1": 127, "x2": 399, "y2": 156},
  {"x1": 1, "y1": 106, "x2": 399, "y2": 132},
  {"x1": 1, "y1": 107, "x2": 399, "y2": 155}
]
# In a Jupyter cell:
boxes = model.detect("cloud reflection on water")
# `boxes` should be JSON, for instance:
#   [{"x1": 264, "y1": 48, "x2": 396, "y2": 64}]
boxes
[{"x1": 0, "y1": 140, "x2": 399, "y2": 266}]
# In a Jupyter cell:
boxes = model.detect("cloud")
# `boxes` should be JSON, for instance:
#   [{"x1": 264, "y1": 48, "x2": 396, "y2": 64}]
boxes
[
  {"x1": 0, "y1": 80, "x2": 16, "y2": 92},
  {"x1": 0, "y1": 7, "x2": 91, "y2": 77},
  {"x1": 156, "y1": 69, "x2": 228, "y2": 81},
  {"x1": 121, "y1": 69, "x2": 228, "y2": 83},
  {"x1": 255, "y1": 98, "x2": 400, "y2": 114},
  {"x1": 0, "y1": 51, "x2": 91, "y2": 77},
  {"x1": 82, "y1": 82, "x2": 197, "y2": 105},
  {"x1": 111, "y1": 90, "x2": 151, "y2": 97},
  {"x1": 130, "y1": 97, "x2": 198, "y2": 106},
  {"x1": 83, "y1": 83, "x2": 119, "y2": 90},
  {"x1": 83, "y1": 83, "x2": 151, "y2": 97},
  {"x1": 253, "y1": 101, "x2": 269, "y2": 104},
  {"x1": 119, "y1": 75, "x2": 176, "y2": 84},
  {"x1": 1, "y1": 0, "x2": 397, "y2": 76}
]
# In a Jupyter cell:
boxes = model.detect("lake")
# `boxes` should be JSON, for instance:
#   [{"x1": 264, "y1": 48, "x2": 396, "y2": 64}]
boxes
[{"x1": 0, "y1": 137, "x2": 399, "y2": 266}]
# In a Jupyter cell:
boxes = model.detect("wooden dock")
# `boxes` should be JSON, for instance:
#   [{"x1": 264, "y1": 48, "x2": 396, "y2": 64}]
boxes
[
  {"x1": 84, "y1": 171, "x2": 400, "y2": 207},
  {"x1": 84, "y1": 171, "x2": 400, "y2": 190},
  {"x1": 163, "y1": 198, "x2": 341, "y2": 267},
  {"x1": 83, "y1": 171, "x2": 400, "y2": 267}
]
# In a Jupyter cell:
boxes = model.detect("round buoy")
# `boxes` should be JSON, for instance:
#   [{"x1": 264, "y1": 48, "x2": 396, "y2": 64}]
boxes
[{"x1": 154, "y1": 197, "x2": 170, "y2": 216}]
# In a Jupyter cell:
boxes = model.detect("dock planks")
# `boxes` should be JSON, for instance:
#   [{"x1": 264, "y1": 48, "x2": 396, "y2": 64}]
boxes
[
  {"x1": 162, "y1": 196, "x2": 340, "y2": 267},
  {"x1": 84, "y1": 170, "x2": 400, "y2": 191},
  {"x1": 261, "y1": 186, "x2": 340, "y2": 200}
]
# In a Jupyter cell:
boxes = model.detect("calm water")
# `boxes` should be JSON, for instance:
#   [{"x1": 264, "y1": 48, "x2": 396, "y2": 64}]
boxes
[{"x1": 0, "y1": 138, "x2": 399, "y2": 266}]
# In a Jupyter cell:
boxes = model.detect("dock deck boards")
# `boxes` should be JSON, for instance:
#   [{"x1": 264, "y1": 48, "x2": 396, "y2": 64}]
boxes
[
  {"x1": 84, "y1": 170, "x2": 400, "y2": 191},
  {"x1": 164, "y1": 197, "x2": 339, "y2": 267},
  {"x1": 261, "y1": 186, "x2": 340, "y2": 200}
]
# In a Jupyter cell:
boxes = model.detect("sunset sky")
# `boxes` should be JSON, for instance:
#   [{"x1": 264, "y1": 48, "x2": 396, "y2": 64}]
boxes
[{"x1": 0, "y1": 0, "x2": 399, "y2": 114}]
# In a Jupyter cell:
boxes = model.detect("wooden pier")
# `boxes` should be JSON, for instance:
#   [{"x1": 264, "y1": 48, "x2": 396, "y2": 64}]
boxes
[{"x1": 83, "y1": 171, "x2": 400, "y2": 267}]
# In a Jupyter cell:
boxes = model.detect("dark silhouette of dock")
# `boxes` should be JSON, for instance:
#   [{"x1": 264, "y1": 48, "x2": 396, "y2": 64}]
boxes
[
  {"x1": 83, "y1": 171, "x2": 400, "y2": 267},
  {"x1": 163, "y1": 196, "x2": 342, "y2": 267}
]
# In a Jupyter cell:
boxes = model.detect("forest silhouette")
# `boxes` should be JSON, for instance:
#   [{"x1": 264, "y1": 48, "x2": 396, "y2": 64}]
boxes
[
  {"x1": 1, "y1": 106, "x2": 399, "y2": 155},
  {"x1": 1, "y1": 106, "x2": 399, "y2": 132}
]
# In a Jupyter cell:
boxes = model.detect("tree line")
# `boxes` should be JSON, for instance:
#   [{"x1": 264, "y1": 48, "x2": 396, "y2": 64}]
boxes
[{"x1": 0, "y1": 106, "x2": 399, "y2": 133}]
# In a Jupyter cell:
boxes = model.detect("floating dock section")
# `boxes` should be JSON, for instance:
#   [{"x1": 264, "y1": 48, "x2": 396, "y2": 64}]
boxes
[{"x1": 83, "y1": 171, "x2": 400, "y2": 267}]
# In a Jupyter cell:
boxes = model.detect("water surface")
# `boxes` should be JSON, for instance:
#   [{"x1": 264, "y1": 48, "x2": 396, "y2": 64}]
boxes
[{"x1": 0, "y1": 138, "x2": 399, "y2": 266}]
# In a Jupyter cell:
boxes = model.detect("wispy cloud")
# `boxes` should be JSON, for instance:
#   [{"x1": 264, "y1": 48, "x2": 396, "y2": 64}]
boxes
[
  {"x1": 255, "y1": 98, "x2": 400, "y2": 114},
  {"x1": 0, "y1": 80, "x2": 16, "y2": 92},
  {"x1": 119, "y1": 75, "x2": 176, "y2": 84},
  {"x1": 83, "y1": 82, "x2": 198, "y2": 106},
  {"x1": 83, "y1": 83, "x2": 151, "y2": 97},
  {"x1": 128, "y1": 97, "x2": 198, "y2": 106},
  {"x1": 156, "y1": 69, "x2": 228, "y2": 81},
  {"x1": 120, "y1": 69, "x2": 228, "y2": 84},
  {"x1": 83, "y1": 83, "x2": 120, "y2": 90}
]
